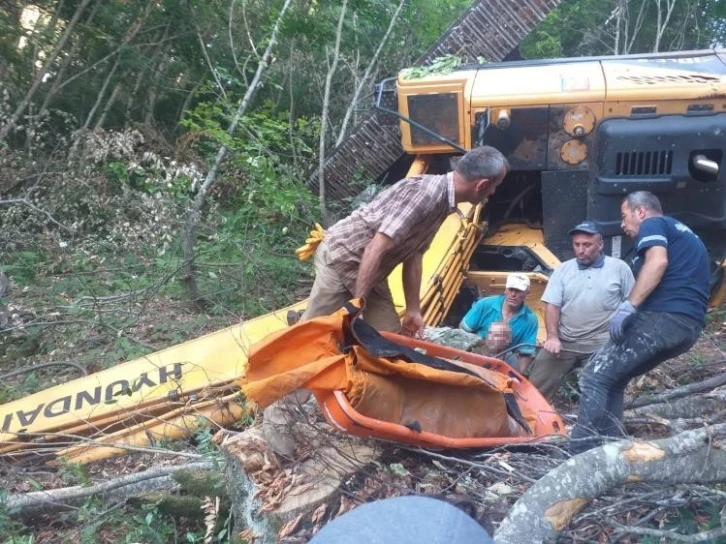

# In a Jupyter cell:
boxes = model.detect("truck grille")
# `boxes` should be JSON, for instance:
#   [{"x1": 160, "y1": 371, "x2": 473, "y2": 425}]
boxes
[{"x1": 615, "y1": 150, "x2": 673, "y2": 176}]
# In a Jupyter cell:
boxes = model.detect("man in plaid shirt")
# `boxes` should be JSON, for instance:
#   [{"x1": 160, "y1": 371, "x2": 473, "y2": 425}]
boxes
[
  {"x1": 303, "y1": 145, "x2": 509, "y2": 336},
  {"x1": 264, "y1": 146, "x2": 508, "y2": 458}
]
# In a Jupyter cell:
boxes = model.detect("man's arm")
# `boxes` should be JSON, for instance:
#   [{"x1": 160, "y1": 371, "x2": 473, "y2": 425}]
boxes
[
  {"x1": 400, "y1": 252, "x2": 425, "y2": 336},
  {"x1": 354, "y1": 232, "x2": 394, "y2": 298},
  {"x1": 402, "y1": 252, "x2": 423, "y2": 314},
  {"x1": 628, "y1": 246, "x2": 668, "y2": 307},
  {"x1": 620, "y1": 264, "x2": 636, "y2": 300},
  {"x1": 543, "y1": 303, "x2": 562, "y2": 354}
]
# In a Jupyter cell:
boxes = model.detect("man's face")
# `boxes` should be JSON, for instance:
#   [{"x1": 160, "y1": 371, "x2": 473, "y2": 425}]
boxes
[
  {"x1": 504, "y1": 287, "x2": 527, "y2": 310},
  {"x1": 572, "y1": 232, "x2": 603, "y2": 266},
  {"x1": 470, "y1": 171, "x2": 506, "y2": 204},
  {"x1": 620, "y1": 201, "x2": 644, "y2": 238}
]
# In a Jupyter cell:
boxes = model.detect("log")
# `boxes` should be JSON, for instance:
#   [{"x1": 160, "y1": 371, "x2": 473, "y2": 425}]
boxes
[
  {"x1": 494, "y1": 424, "x2": 726, "y2": 543},
  {"x1": 626, "y1": 389, "x2": 726, "y2": 421},
  {"x1": 627, "y1": 371, "x2": 726, "y2": 409},
  {"x1": 218, "y1": 426, "x2": 376, "y2": 542},
  {"x1": 5, "y1": 461, "x2": 213, "y2": 518}
]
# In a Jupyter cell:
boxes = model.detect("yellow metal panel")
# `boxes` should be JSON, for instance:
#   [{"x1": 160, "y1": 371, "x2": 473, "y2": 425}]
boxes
[
  {"x1": 481, "y1": 224, "x2": 561, "y2": 269},
  {"x1": 604, "y1": 99, "x2": 726, "y2": 117},
  {"x1": 469, "y1": 62, "x2": 606, "y2": 108},
  {"x1": 397, "y1": 76, "x2": 470, "y2": 153},
  {"x1": 602, "y1": 57, "x2": 726, "y2": 102},
  {"x1": 0, "y1": 302, "x2": 304, "y2": 443}
]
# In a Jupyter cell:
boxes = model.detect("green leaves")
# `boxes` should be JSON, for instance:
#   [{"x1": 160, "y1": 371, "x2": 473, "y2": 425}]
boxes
[{"x1": 400, "y1": 54, "x2": 463, "y2": 79}]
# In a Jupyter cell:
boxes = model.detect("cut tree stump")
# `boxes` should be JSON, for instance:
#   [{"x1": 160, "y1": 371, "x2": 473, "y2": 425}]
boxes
[{"x1": 217, "y1": 425, "x2": 376, "y2": 542}]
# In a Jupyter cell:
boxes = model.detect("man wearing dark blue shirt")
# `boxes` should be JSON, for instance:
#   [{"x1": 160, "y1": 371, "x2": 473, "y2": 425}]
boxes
[{"x1": 571, "y1": 191, "x2": 709, "y2": 452}]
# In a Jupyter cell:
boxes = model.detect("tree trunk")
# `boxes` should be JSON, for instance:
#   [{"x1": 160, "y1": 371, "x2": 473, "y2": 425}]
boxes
[
  {"x1": 181, "y1": 0, "x2": 294, "y2": 306},
  {"x1": 335, "y1": 0, "x2": 405, "y2": 147},
  {"x1": 81, "y1": 57, "x2": 121, "y2": 132},
  {"x1": 39, "y1": 0, "x2": 101, "y2": 117},
  {"x1": 626, "y1": 389, "x2": 726, "y2": 421},
  {"x1": 628, "y1": 371, "x2": 726, "y2": 409},
  {"x1": 0, "y1": 0, "x2": 95, "y2": 141},
  {"x1": 94, "y1": 80, "x2": 123, "y2": 129},
  {"x1": 318, "y1": 0, "x2": 348, "y2": 225},
  {"x1": 6, "y1": 461, "x2": 214, "y2": 518},
  {"x1": 144, "y1": 32, "x2": 172, "y2": 126},
  {"x1": 494, "y1": 424, "x2": 726, "y2": 543}
]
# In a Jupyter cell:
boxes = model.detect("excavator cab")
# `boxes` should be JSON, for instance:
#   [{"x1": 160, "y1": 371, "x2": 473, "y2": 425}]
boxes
[{"x1": 393, "y1": 49, "x2": 726, "y2": 304}]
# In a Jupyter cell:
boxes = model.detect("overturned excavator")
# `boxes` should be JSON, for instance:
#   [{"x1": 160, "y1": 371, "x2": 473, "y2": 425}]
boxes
[{"x1": 2, "y1": 0, "x2": 726, "y2": 464}]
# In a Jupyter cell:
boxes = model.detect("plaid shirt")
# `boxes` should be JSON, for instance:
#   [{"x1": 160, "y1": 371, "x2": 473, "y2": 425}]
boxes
[{"x1": 324, "y1": 173, "x2": 456, "y2": 292}]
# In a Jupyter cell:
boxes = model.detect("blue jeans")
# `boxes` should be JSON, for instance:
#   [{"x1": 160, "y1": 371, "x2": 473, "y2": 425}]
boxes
[
  {"x1": 571, "y1": 311, "x2": 702, "y2": 452},
  {"x1": 310, "y1": 496, "x2": 492, "y2": 543}
]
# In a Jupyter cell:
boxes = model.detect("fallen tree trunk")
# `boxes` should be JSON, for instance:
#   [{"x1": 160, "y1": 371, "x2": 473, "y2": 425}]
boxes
[
  {"x1": 5, "y1": 461, "x2": 214, "y2": 517},
  {"x1": 494, "y1": 423, "x2": 726, "y2": 543},
  {"x1": 627, "y1": 371, "x2": 726, "y2": 409},
  {"x1": 625, "y1": 389, "x2": 726, "y2": 421}
]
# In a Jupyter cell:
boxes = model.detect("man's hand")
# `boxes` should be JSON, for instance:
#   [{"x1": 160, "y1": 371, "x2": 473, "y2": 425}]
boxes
[
  {"x1": 543, "y1": 337, "x2": 561, "y2": 355},
  {"x1": 610, "y1": 300, "x2": 636, "y2": 343},
  {"x1": 400, "y1": 310, "x2": 425, "y2": 337}
]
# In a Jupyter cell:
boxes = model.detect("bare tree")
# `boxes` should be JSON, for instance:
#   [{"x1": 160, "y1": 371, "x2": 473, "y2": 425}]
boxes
[
  {"x1": 181, "y1": 0, "x2": 294, "y2": 305},
  {"x1": 318, "y1": 0, "x2": 348, "y2": 224},
  {"x1": 653, "y1": 0, "x2": 678, "y2": 52},
  {"x1": 335, "y1": 0, "x2": 406, "y2": 147},
  {"x1": 0, "y1": 0, "x2": 94, "y2": 142}
]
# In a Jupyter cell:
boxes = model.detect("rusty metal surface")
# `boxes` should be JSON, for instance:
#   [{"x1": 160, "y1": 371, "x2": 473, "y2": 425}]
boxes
[{"x1": 307, "y1": 0, "x2": 562, "y2": 201}]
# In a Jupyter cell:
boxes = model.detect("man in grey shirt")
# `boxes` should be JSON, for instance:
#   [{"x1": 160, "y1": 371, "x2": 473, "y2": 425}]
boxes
[{"x1": 527, "y1": 221, "x2": 634, "y2": 400}]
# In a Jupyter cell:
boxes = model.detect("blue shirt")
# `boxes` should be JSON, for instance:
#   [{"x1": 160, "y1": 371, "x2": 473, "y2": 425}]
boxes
[
  {"x1": 461, "y1": 295, "x2": 539, "y2": 355},
  {"x1": 632, "y1": 216, "x2": 709, "y2": 326}
]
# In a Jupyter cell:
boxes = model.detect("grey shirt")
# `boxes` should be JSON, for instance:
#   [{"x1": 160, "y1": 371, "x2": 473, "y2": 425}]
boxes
[{"x1": 542, "y1": 256, "x2": 635, "y2": 352}]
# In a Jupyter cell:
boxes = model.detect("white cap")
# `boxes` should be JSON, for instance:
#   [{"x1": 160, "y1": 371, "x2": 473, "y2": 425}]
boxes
[{"x1": 505, "y1": 273, "x2": 530, "y2": 291}]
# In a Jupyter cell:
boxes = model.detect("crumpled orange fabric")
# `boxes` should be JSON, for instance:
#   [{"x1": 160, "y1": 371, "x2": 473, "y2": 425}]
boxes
[{"x1": 241, "y1": 299, "x2": 528, "y2": 439}]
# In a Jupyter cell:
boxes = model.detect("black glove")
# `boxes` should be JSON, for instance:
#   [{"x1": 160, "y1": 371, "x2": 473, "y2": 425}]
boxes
[{"x1": 609, "y1": 300, "x2": 636, "y2": 343}]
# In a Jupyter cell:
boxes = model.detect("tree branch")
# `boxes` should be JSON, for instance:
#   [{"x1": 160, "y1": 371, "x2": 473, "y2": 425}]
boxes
[
  {"x1": 494, "y1": 424, "x2": 726, "y2": 543},
  {"x1": 627, "y1": 370, "x2": 726, "y2": 409},
  {"x1": 610, "y1": 521, "x2": 726, "y2": 542},
  {"x1": 5, "y1": 461, "x2": 214, "y2": 517},
  {"x1": 335, "y1": 0, "x2": 405, "y2": 146},
  {"x1": 318, "y1": 0, "x2": 348, "y2": 223}
]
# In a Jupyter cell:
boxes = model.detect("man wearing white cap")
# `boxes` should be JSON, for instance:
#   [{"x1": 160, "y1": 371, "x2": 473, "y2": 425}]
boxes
[{"x1": 460, "y1": 272, "x2": 538, "y2": 371}]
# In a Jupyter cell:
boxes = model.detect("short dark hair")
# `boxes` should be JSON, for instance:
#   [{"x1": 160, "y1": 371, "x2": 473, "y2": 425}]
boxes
[
  {"x1": 455, "y1": 146, "x2": 509, "y2": 183},
  {"x1": 622, "y1": 191, "x2": 663, "y2": 214}
]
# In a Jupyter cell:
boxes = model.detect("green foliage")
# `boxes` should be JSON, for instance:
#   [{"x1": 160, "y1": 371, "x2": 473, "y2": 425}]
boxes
[
  {"x1": 521, "y1": 0, "x2": 725, "y2": 59},
  {"x1": 0, "y1": 489, "x2": 30, "y2": 543},
  {"x1": 400, "y1": 55, "x2": 463, "y2": 79},
  {"x1": 57, "y1": 458, "x2": 92, "y2": 487},
  {"x1": 2, "y1": 251, "x2": 45, "y2": 284}
]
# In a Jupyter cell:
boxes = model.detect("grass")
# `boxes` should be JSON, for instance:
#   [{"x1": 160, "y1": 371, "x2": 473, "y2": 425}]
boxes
[{"x1": 0, "y1": 233, "x2": 311, "y2": 404}]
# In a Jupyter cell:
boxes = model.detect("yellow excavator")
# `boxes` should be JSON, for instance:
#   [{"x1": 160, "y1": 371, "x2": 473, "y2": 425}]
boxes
[{"x1": 2, "y1": 0, "x2": 726, "y2": 464}]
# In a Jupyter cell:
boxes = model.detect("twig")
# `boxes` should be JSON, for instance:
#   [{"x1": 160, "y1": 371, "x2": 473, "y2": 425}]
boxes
[
  {"x1": 413, "y1": 449, "x2": 537, "y2": 484},
  {"x1": 0, "y1": 361, "x2": 88, "y2": 381},
  {"x1": 0, "y1": 319, "x2": 93, "y2": 333},
  {"x1": 1, "y1": 430, "x2": 206, "y2": 461},
  {"x1": 609, "y1": 521, "x2": 726, "y2": 542}
]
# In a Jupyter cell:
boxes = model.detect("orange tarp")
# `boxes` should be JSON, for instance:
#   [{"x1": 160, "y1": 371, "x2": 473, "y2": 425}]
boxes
[{"x1": 241, "y1": 300, "x2": 529, "y2": 440}]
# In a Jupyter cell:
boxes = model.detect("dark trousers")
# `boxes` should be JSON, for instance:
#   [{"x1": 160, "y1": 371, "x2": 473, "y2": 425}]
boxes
[{"x1": 571, "y1": 311, "x2": 702, "y2": 452}]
